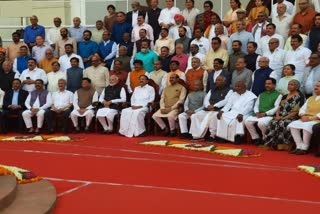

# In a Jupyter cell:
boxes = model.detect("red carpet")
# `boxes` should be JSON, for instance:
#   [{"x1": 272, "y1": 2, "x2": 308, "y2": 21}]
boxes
[{"x1": 0, "y1": 133, "x2": 320, "y2": 213}]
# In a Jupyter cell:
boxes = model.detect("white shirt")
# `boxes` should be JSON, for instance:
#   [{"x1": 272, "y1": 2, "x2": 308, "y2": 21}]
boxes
[
  {"x1": 25, "y1": 91, "x2": 52, "y2": 110},
  {"x1": 252, "y1": 21, "x2": 269, "y2": 43},
  {"x1": 130, "y1": 84, "x2": 155, "y2": 107},
  {"x1": 168, "y1": 25, "x2": 192, "y2": 41},
  {"x1": 181, "y1": 7, "x2": 200, "y2": 32},
  {"x1": 207, "y1": 24, "x2": 228, "y2": 42},
  {"x1": 132, "y1": 10, "x2": 139, "y2": 27},
  {"x1": 284, "y1": 46, "x2": 312, "y2": 80},
  {"x1": 19, "y1": 67, "x2": 48, "y2": 92},
  {"x1": 271, "y1": 1, "x2": 295, "y2": 18},
  {"x1": 98, "y1": 87, "x2": 126, "y2": 103},
  {"x1": 158, "y1": 7, "x2": 181, "y2": 26},
  {"x1": 258, "y1": 34, "x2": 285, "y2": 55},
  {"x1": 213, "y1": 69, "x2": 223, "y2": 83},
  {"x1": 221, "y1": 91, "x2": 257, "y2": 116},
  {"x1": 263, "y1": 48, "x2": 286, "y2": 80},
  {"x1": 52, "y1": 90, "x2": 73, "y2": 109},
  {"x1": 186, "y1": 52, "x2": 205, "y2": 71},
  {"x1": 58, "y1": 53, "x2": 84, "y2": 72},
  {"x1": 190, "y1": 37, "x2": 210, "y2": 55},
  {"x1": 131, "y1": 23, "x2": 154, "y2": 42},
  {"x1": 47, "y1": 26, "x2": 62, "y2": 45},
  {"x1": 47, "y1": 70, "x2": 67, "y2": 92},
  {"x1": 272, "y1": 14, "x2": 293, "y2": 40}
]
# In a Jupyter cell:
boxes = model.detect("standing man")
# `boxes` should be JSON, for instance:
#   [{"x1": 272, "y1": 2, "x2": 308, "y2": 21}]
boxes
[
  {"x1": 146, "y1": 0, "x2": 162, "y2": 40},
  {"x1": 6, "y1": 32, "x2": 29, "y2": 63},
  {"x1": 83, "y1": 55, "x2": 109, "y2": 95},
  {"x1": 97, "y1": 75, "x2": 126, "y2": 134},
  {"x1": 47, "y1": 17, "x2": 62, "y2": 50},
  {"x1": 111, "y1": 12, "x2": 132, "y2": 44},
  {"x1": 56, "y1": 28, "x2": 77, "y2": 57},
  {"x1": 134, "y1": 40, "x2": 158, "y2": 73},
  {"x1": 69, "y1": 17, "x2": 86, "y2": 44},
  {"x1": 228, "y1": 20, "x2": 254, "y2": 54},
  {"x1": 13, "y1": 46, "x2": 31, "y2": 75},
  {"x1": 158, "y1": 0, "x2": 180, "y2": 30},
  {"x1": 45, "y1": 79, "x2": 73, "y2": 134},
  {"x1": 251, "y1": 57, "x2": 273, "y2": 96},
  {"x1": 258, "y1": 23, "x2": 284, "y2": 55},
  {"x1": 190, "y1": 28, "x2": 210, "y2": 55},
  {"x1": 39, "y1": 49, "x2": 58, "y2": 74},
  {"x1": 19, "y1": 58, "x2": 47, "y2": 92},
  {"x1": 292, "y1": 0, "x2": 317, "y2": 34},
  {"x1": 0, "y1": 61, "x2": 16, "y2": 92},
  {"x1": 91, "y1": 20, "x2": 104, "y2": 44},
  {"x1": 22, "y1": 79, "x2": 52, "y2": 134},
  {"x1": 58, "y1": 44, "x2": 84, "y2": 72},
  {"x1": 98, "y1": 30, "x2": 117, "y2": 70},
  {"x1": 24, "y1": 15, "x2": 45, "y2": 52},
  {"x1": 78, "y1": 30, "x2": 98, "y2": 68},
  {"x1": 66, "y1": 57, "x2": 83, "y2": 93},
  {"x1": 32, "y1": 35, "x2": 51, "y2": 63}
]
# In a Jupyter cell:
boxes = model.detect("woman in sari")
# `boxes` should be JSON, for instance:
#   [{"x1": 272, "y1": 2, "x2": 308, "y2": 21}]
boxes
[{"x1": 264, "y1": 80, "x2": 305, "y2": 150}]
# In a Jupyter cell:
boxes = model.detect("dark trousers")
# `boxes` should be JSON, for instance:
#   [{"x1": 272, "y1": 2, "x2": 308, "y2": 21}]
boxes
[
  {"x1": 45, "y1": 109, "x2": 71, "y2": 131},
  {"x1": 1, "y1": 109, "x2": 24, "y2": 132},
  {"x1": 312, "y1": 123, "x2": 320, "y2": 153}
]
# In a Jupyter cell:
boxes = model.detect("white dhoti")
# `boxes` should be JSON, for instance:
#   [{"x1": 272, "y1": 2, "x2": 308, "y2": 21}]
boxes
[
  {"x1": 119, "y1": 107, "x2": 148, "y2": 137},
  {"x1": 152, "y1": 109, "x2": 179, "y2": 131},
  {"x1": 216, "y1": 111, "x2": 246, "y2": 142},
  {"x1": 22, "y1": 109, "x2": 46, "y2": 128},
  {"x1": 96, "y1": 108, "x2": 118, "y2": 131},
  {"x1": 70, "y1": 109, "x2": 95, "y2": 127},
  {"x1": 189, "y1": 110, "x2": 219, "y2": 139},
  {"x1": 245, "y1": 116, "x2": 273, "y2": 140},
  {"x1": 288, "y1": 120, "x2": 318, "y2": 150}
]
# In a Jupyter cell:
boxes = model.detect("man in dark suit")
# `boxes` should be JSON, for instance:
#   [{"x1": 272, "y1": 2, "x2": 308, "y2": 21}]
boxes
[
  {"x1": 206, "y1": 58, "x2": 231, "y2": 92},
  {"x1": 1, "y1": 78, "x2": 28, "y2": 133},
  {"x1": 126, "y1": 1, "x2": 145, "y2": 27}
]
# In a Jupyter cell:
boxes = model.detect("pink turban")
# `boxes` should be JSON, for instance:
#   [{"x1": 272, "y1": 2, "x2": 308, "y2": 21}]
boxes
[{"x1": 174, "y1": 14, "x2": 184, "y2": 22}]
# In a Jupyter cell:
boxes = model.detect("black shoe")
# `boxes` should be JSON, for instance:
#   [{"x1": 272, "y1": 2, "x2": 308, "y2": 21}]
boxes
[
  {"x1": 234, "y1": 135, "x2": 242, "y2": 145},
  {"x1": 62, "y1": 128, "x2": 68, "y2": 135},
  {"x1": 47, "y1": 129, "x2": 54, "y2": 134},
  {"x1": 73, "y1": 127, "x2": 80, "y2": 133},
  {"x1": 179, "y1": 133, "x2": 190, "y2": 139},
  {"x1": 205, "y1": 136, "x2": 215, "y2": 142},
  {"x1": 315, "y1": 153, "x2": 320, "y2": 157},
  {"x1": 289, "y1": 149, "x2": 299, "y2": 154},
  {"x1": 170, "y1": 130, "x2": 177, "y2": 137},
  {"x1": 138, "y1": 131, "x2": 147, "y2": 137},
  {"x1": 253, "y1": 138, "x2": 262, "y2": 146},
  {"x1": 295, "y1": 149, "x2": 307, "y2": 155}
]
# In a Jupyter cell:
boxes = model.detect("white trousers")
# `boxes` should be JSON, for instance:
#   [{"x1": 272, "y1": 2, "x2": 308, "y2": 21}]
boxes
[
  {"x1": 244, "y1": 116, "x2": 273, "y2": 140},
  {"x1": 290, "y1": 127, "x2": 313, "y2": 151},
  {"x1": 189, "y1": 110, "x2": 218, "y2": 139},
  {"x1": 70, "y1": 109, "x2": 94, "y2": 127},
  {"x1": 216, "y1": 112, "x2": 246, "y2": 142},
  {"x1": 22, "y1": 109, "x2": 46, "y2": 128},
  {"x1": 119, "y1": 107, "x2": 148, "y2": 137},
  {"x1": 96, "y1": 108, "x2": 118, "y2": 131},
  {"x1": 178, "y1": 112, "x2": 191, "y2": 133}
]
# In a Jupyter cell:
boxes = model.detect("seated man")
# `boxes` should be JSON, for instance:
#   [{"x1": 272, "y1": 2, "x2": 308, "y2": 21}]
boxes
[
  {"x1": 216, "y1": 80, "x2": 257, "y2": 144},
  {"x1": 288, "y1": 81, "x2": 320, "y2": 155},
  {"x1": 1, "y1": 79, "x2": 28, "y2": 133},
  {"x1": 152, "y1": 74, "x2": 187, "y2": 136},
  {"x1": 119, "y1": 75, "x2": 155, "y2": 137},
  {"x1": 178, "y1": 80, "x2": 206, "y2": 139},
  {"x1": 22, "y1": 79, "x2": 52, "y2": 134},
  {"x1": 97, "y1": 75, "x2": 126, "y2": 134},
  {"x1": 245, "y1": 78, "x2": 282, "y2": 145},
  {"x1": 190, "y1": 76, "x2": 232, "y2": 141},
  {"x1": 45, "y1": 79, "x2": 73, "y2": 134},
  {"x1": 70, "y1": 78, "x2": 99, "y2": 133}
]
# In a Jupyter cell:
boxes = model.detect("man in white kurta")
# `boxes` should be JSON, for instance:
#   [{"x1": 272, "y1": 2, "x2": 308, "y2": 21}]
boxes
[
  {"x1": 258, "y1": 23, "x2": 284, "y2": 55},
  {"x1": 158, "y1": 0, "x2": 180, "y2": 29},
  {"x1": 288, "y1": 81, "x2": 320, "y2": 154},
  {"x1": 19, "y1": 58, "x2": 48, "y2": 92},
  {"x1": 96, "y1": 75, "x2": 126, "y2": 133},
  {"x1": 58, "y1": 44, "x2": 84, "y2": 72},
  {"x1": 245, "y1": 78, "x2": 282, "y2": 145},
  {"x1": 189, "y1": 76, "x2": 232, "y2": 141},
  {"x1": 47, "y1": 62, "x2": 66, "y2": 92},
  {"x1": 46, "y1": 17, "x2": 62, "y2": 49},
  {"x1": 284, "y1": 35, "x2": 311, "y2": 81},
  {"x1": 70, "y1": 78, "x2": 99, "y2": 132},
  {"x1": 216, "y1": 81, "x2": 257, "y2": 143},
  {"x1": 178, "y1": 80, "x2": 206, "y2": 139},
  {"x1": 119, "y1": 75, "x2": 155, "y2": 137},
  {"x1": 22, "y1": 79, "x2": 52, "y2": 134},
  {"x1": 83, "y1": 55, "x2": 109, "y2": 95}
]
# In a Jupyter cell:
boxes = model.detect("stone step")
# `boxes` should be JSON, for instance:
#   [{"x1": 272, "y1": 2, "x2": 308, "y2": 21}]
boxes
[
  {"x1": 0, "y1": 175, "x2": 17, "y2": 210},
  {"x1": 1, "y1": 179, "x2": 56, "y2": 214}
]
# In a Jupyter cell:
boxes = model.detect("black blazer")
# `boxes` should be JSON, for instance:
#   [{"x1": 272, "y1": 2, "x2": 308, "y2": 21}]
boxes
[
  {"x1": 3, "y1": 89, "x2": 29, "y2": 111},
  {"x1": 126, "y1": 10, "x2": 145, "y2": 25}
]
